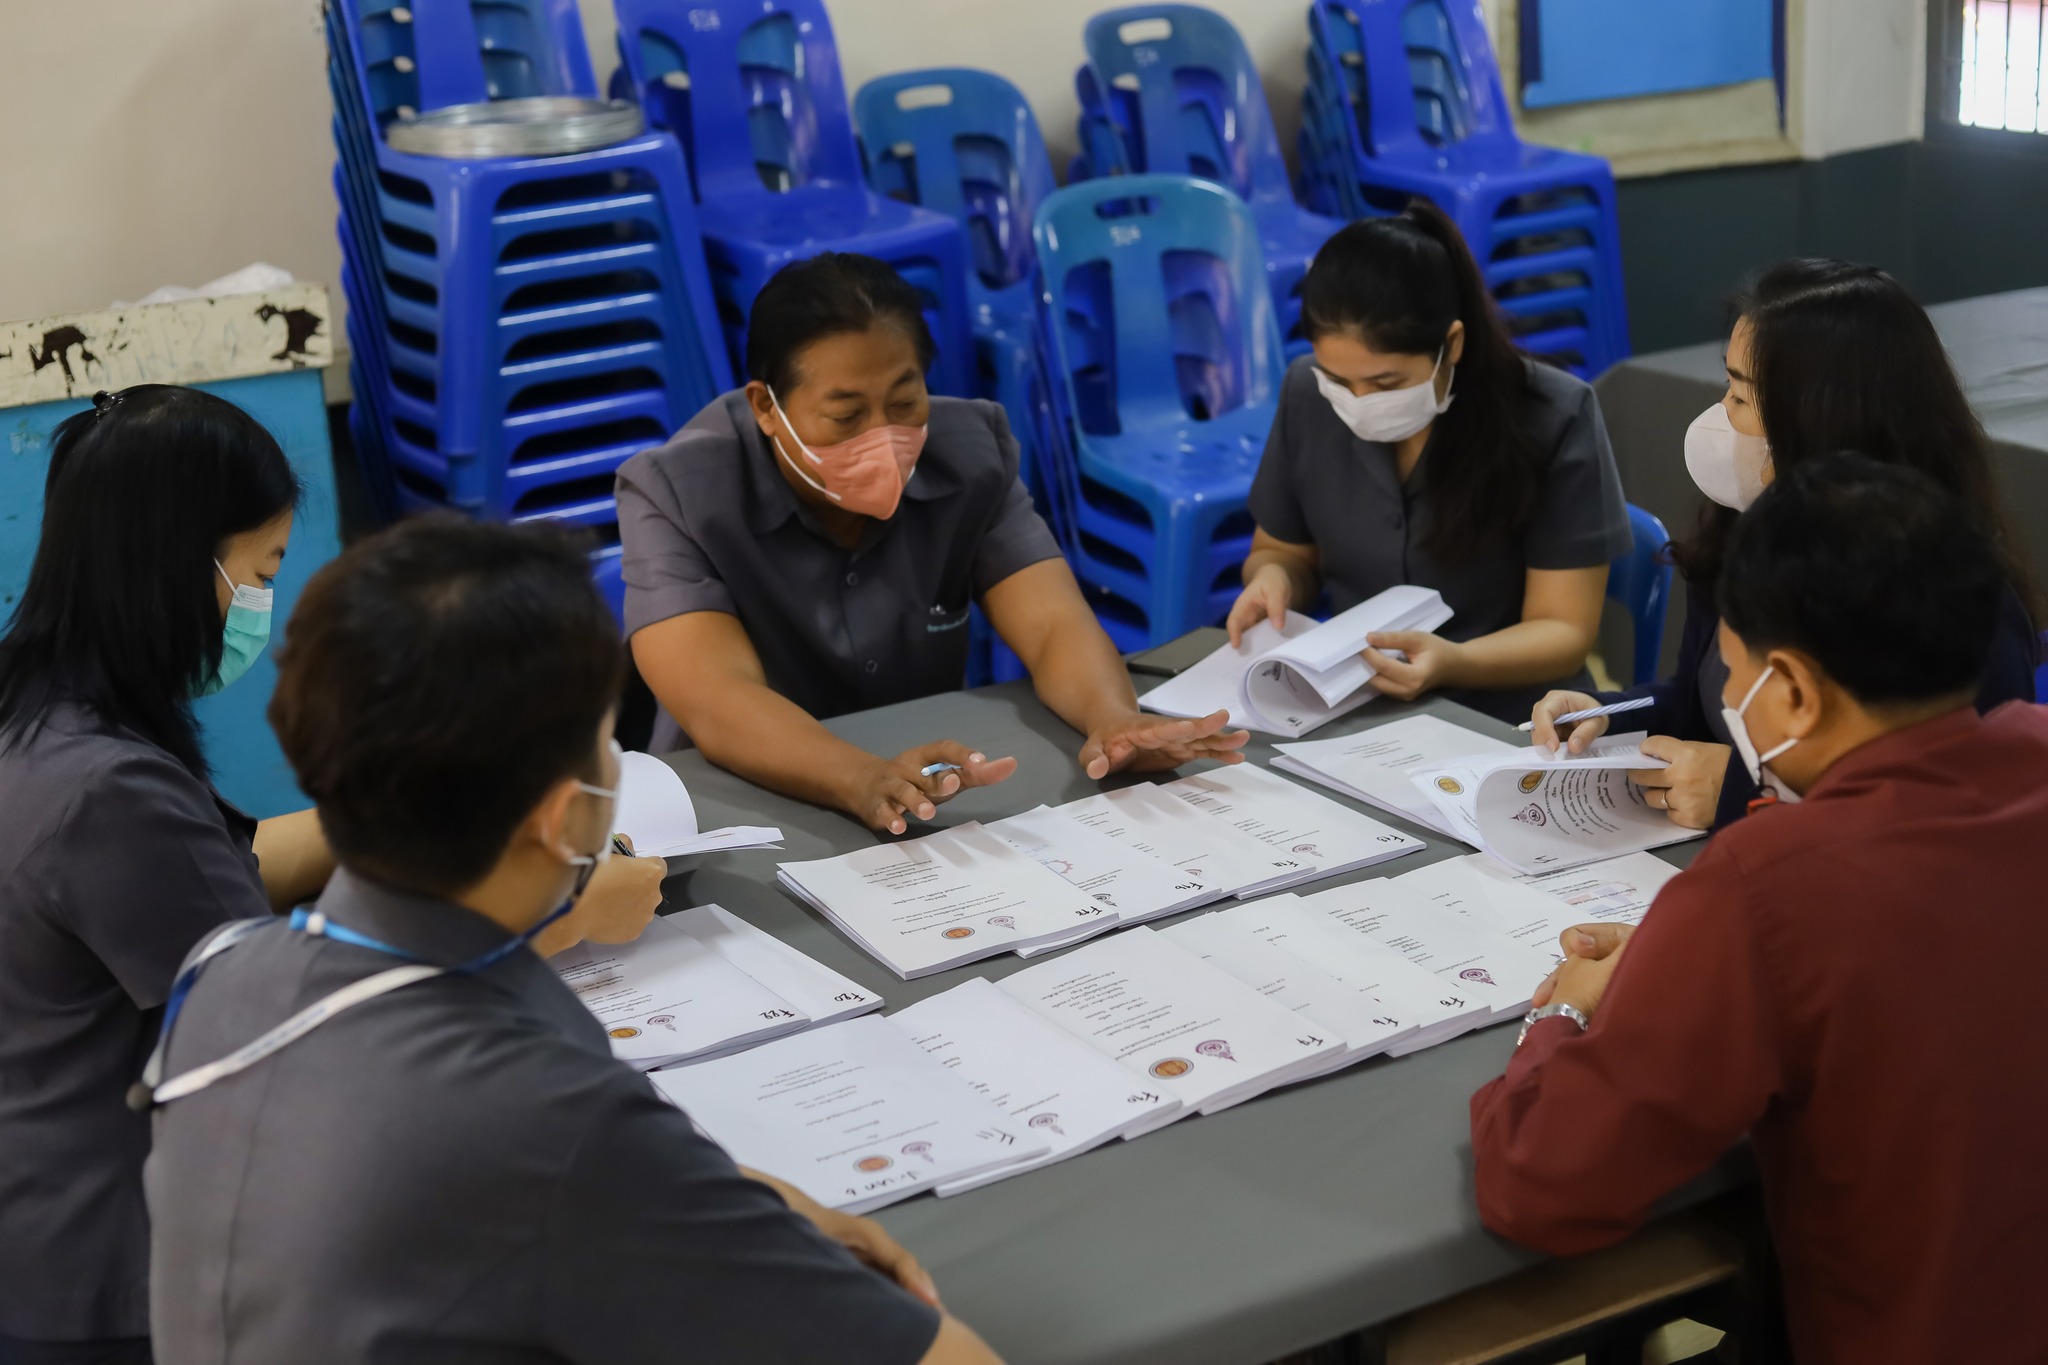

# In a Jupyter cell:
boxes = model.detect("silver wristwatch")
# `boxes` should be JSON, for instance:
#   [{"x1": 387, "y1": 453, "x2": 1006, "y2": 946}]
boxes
[{"x1": 1516, "y1": 1002, "x2": 1589, "y2": 1047}]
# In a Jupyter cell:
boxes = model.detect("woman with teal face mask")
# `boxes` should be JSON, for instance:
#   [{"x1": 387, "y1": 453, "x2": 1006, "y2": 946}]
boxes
[
  {"x1": 0, "y1": 385, "x2": 304, "y2": 1365},
  {"x1": 0, "y1": 387, "x2": 667, "y2": 1364}
]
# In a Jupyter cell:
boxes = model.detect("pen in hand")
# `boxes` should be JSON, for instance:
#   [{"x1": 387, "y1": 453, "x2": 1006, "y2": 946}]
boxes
[
  {"x1": 1517, "y1": 696, "x2": 1656, "y2": 732},
  {"x1": 919, "y1": 762, "x2": 964, "y2": 777}
]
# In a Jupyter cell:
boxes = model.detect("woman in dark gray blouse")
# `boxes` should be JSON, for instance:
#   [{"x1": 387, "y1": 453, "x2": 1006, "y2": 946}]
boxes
[
  {"x1": 1229, "y1": 203, "x2": 1632, "y2": 724},
  {"x1": 0, "y1": 389, "x2": 659, "y2": 1364},
  {"x1": 0, "y1": 388, "x2": 316, "y2": 1365}
]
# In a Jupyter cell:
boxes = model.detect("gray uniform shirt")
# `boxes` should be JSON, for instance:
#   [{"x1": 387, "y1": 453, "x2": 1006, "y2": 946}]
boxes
[
  {"x1": 617, "y1": 391, "x2": 1063, "y2": 751},
  {"x1": 0, "y1": 705, "x2": 268, "y2": 1340},
  {"x1": 145, "y1": 869, "x2": 941, "y2": 1365},
  {"x1": 1249, "y1": 357, "x2": 1632, "y2": 722}
]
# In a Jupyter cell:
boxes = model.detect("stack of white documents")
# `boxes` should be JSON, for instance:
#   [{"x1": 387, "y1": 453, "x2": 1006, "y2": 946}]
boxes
[
  {"x1": 652, "y1": 1016, "x2": 1050, "y2": 1212},
  {"x1": 553, "y1": 904, "x2": 882, "y2": 1070},
  {"x1": 1155, "y1": 763, "x2": 1425, "y2": 889},
  {"x1": 1273, "y1": 713, "x2": 1518, "y2": 836},
  {"x1": 777, "y1": 823, "x2": 1118, "y2": 977},
  {"x1": 1407, "y1": 733, "x2": 1703, "y2": 873},
  {"x1": 1056, "y1": 781, "x2": 1316, "y2": 908},
  {"x1": 1162, "y1": 910, "x2": 1419, "y2": 1073},
  {"x1": 615, "y1": 751, "x2": 783, "y2": 857},
  {"x1": 997, "y1": 926, "x2": 1345, "y2": 1130},
  {"x1": 894, "y1": 978, "x2": 1183, "y2": 1193},
  {"x1": 986, "y1": 805, "x2": 1220, "y2": 957},
  {"x1": 1209, "y1": 894, "x2": 1494, "y2": 1055},
  {"x1": 1395, "y1": 850, "x2": 1682, "y2": 955},
  {"x1": 1295, "y1": 879, "x2": 1559, "y2": 1022},
  {"x1": 1139, "y1": 586, "x2": 1454, "y2": 737}
]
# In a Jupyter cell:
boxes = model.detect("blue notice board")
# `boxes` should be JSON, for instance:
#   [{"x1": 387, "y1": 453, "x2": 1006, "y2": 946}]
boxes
[
  {"x1": 1519, "y1": 0, "x2": 1777, "y2": 109},
  {"x1": 1, "y1": 370, "x2": 341, "y2": 817}
]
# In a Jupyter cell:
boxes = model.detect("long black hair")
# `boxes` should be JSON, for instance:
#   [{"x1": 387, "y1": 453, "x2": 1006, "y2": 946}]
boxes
[
  {"x1": 1300, "y1": 199, "x2": 1542, "y2": 562},
  {"x1": 0, "y1": 385, "x2": 301, "y2": 777},
  {"x1": 1673, "y1": 259, "x2": 2031, "y2": 616}
]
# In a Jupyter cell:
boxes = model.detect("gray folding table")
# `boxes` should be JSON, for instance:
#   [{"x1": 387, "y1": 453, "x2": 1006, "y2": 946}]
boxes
[{"x1": 653, "y1": 679, "x2": 1739, "y2": 1365}]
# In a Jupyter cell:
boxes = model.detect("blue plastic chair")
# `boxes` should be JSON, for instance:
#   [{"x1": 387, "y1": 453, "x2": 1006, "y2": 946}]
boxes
[
  {"x1": 326, "y1": 0, "x2": 731, "y2": 602},
  {"x1": 1032, "y1": 175, "x2": 1284, "y2": 646},
  {"x1": 1607, "y1": 503, "x2": 1673, "y2": 687},
  {"x1": 1300, "y1": 0, "x2": 1631, "y2": 380},
  {"x1": 1067, "y1": 66, "x2": 1133, "y2": 186},
  {"x1": 609, "y1": 0, "x2": 974, "y2": 397},
  {"x1": 853, "y1": 70, "x2": 1056, "y2": 331},
  {"x1": 1071, "y1": 5, "x2": 1350, "y2": 363},
  {"x1": 851, "y1": 69, "x2": 1063, "y2": 509}
]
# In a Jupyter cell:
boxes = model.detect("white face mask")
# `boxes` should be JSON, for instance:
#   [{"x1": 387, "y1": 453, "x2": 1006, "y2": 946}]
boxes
[
  {"x1": 1684, "y1": 403, "x2": 1772, "y2": 510},
  {"x1": 1313, "y1": 348, "x2": 1454, "y2": 444},
  {"x1": 560, "y1": 739, "x2": 622, "y2": 892},
  {"x1": 1721, "y1": 665, "x2": 1802, "y2": 805}
]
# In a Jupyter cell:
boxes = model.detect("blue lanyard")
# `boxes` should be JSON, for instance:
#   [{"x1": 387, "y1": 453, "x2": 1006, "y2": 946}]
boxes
[{"x1": 133, "y1": 897, "x2": 576, "y2": 1111}]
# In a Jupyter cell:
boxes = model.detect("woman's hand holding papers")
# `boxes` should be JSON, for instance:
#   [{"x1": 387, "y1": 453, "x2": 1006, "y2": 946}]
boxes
[
  {"x1": 1362, "y1": 631, "x2": 1467, "y2": 701},
  {"x1": 743, "y1": 1167, "x2": 942, "y2": 1307},
  {"x1": 1227, "y1": 563, "x2": 1297, "y2": 648},
  {"x1": 1076, "y1": 708, "x2": 1250, "y2": 780},
  {"x1": 1529, "y1": 689, "x2": 1608, "y2": 753},
  {"x1": 848, "y1": 743, "x2": 1018, "y2": 836},
  {"x1": 1531, "y1": 922, "x2": 1636, "y2": 1020},
  {"x1": 1627, "y1": 737, "x2": 1731, "y2": 829}
]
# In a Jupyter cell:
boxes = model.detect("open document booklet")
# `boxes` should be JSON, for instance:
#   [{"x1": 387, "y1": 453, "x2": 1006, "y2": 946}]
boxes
[
  {"x1": 1138, "y1": 586, "x2": 1454, "y2": 737},
  {"x1": 630, "y1": 840, "x2": 1682, "y2": 1207},
  {"x1": 779, "y1": 764, "x2": 1424, "y2": 977},
  {"x1": 615, "y1": 751, "x2": 783, "y2": 857},
  {"x1": 1275, "y1": 715, "x2": 1705, "y2": 873}
]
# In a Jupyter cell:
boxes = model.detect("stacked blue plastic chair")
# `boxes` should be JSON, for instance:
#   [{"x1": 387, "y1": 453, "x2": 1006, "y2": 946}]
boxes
[
  {"x1": 1069, "y1": 5, "x2": 1350, "y2": 363},
  {"x1": 1032, "y1": 175, "x2": 1284, "y2": 648},
  {"x1": 324, "y1": 0, "x2": 732, "y2": 618},
  {"x1": 852, "y1": 71, "x2": 1059, "y2": 497},
  {"x1": 1299, "y1": 0, "x2": 1630, "y2": 379},
  {"x1": 609, "y1": 0, "x2": 974, "y2": 398}
]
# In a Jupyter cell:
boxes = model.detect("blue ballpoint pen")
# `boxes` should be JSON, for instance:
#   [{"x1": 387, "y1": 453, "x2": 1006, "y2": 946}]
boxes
[{"x1": 919, "y1": 762, "x2": 964, "y2": 777}]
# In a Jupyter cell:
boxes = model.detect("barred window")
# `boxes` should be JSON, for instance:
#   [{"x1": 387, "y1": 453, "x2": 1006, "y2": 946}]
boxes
[{"x1": 1954, "y1": 1, "x2": 2048, "y2": 132}]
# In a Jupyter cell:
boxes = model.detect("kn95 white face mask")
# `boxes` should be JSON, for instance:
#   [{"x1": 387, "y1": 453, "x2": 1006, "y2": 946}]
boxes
[
  {"x1": 1313, "y1": 349, "x2": 1454, "y2": 444},
  {"x1": 1683, "y1": 403, "x2": 1771, "y2": 510}
]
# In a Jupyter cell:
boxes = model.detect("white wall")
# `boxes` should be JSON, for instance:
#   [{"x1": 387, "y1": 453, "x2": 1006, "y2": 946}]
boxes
[
  {"x1": 1793, "y1": 0, "x2": 1926, "y2": 158},
  {"x1": 0, "y1": 0, "x2": 1914, "y2": 352},
  {"x1": 0, "y1": 0, "x2": 338, "y2": 329}
]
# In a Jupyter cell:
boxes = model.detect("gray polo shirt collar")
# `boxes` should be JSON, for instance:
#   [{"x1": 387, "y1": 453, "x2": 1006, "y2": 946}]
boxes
[{"x1": 312, "y1": 867, "x2": 560, "y2": 997}]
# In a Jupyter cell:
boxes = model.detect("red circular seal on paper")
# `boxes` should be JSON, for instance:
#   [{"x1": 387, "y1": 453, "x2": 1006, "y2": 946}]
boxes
[
  {"x1": 855, "y1": 1155, "x2": 893, "y2": 1173},
  {"x1": 941, "y1": 926, "x2": 975, "y2": 940},
  {"x1": 1148, "y1": 1057, "x2": 1193, "y2": 1079},
  {"x1": 608, "y1": 1027, "x2": 641, "y2": 1039}
]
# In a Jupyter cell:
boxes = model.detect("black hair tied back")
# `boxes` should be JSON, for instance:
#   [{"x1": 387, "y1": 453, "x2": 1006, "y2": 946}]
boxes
[{"x1": 1297, "y1": 199, "x2": 1543, "y2": 563}]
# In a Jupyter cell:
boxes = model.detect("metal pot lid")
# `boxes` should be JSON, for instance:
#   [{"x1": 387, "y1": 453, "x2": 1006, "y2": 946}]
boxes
[{"x1": 384, "y1": 97, "x2": 646, "y2": 159}]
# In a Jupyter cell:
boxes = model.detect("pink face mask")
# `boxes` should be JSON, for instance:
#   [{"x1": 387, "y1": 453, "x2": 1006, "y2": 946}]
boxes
[{"x1": 767, "y1": 387, "x2": 928, "y2": 520}]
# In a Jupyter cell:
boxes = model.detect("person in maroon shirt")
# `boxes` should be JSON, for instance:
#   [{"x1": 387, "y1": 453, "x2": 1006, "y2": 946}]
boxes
[{"x1": 1471, "y1": 452, "x2": 2048, "y2": 1365}]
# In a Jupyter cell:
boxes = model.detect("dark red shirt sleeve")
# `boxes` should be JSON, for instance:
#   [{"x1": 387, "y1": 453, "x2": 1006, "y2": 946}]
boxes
[{"x1": 1469, "y1": 842, "x2": 1786, "y2": 1254}]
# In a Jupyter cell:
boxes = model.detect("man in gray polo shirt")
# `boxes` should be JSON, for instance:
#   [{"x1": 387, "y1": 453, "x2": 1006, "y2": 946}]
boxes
[{"x1": 143, "y1": 519, "x2": 999, "y2": 1365}]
